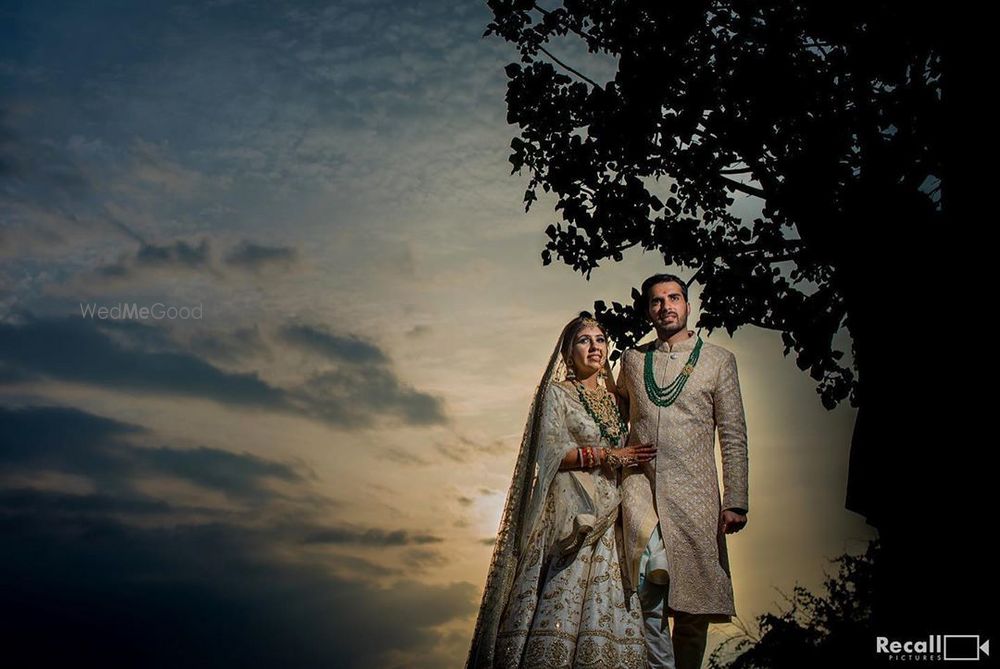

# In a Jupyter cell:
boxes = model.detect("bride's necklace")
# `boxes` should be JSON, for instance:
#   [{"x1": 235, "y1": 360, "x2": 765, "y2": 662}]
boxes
[
  {"x1": 644, "y1": 335, "x2": 704, "y2": 407},
  {"x1": 573, "y1": 381, "x2": 627, "y2": 447}
]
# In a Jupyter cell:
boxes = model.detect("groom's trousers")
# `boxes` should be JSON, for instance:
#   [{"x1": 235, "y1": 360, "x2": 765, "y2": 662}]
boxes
[{"x1": 637, "y1": 526, "x2": 711, "y2": 669}]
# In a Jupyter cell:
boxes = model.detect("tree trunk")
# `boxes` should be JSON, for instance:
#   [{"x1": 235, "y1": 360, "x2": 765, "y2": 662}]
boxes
[{"x1": 842, "y1": 181, "x2": 989, "y2": 648}]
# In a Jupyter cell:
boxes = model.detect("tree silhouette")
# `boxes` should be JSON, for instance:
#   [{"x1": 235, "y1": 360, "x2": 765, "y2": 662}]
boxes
[
  {"x1": 486, "y1": 0, "x2": 986, "y2": 645},
  {"x1": 487, "y1": 0, "x2": 939, "y2": 408},
  {"x1": 708, "y1": 540, "x2": 876, "y2": 669}
]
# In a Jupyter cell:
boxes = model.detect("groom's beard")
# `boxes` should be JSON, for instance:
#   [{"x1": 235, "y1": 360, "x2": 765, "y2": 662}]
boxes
[{"x1": 655, "y1": 313, "x2": 686, "y2": 338}]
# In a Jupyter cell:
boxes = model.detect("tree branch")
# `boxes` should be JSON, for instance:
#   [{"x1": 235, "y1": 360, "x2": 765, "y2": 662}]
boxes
[
  {"x1": 692, "y1": 127, "x2": 778, "y2": 196},
  {"x1": 537, "y1": 45, "x2": 599, "y2": 88},
  {"x1": 755, "y1": 252, "x2": 802, "y2": 264},
  {"x1": 531, "y1": 3, "x2": 594, "y2": 43},
  {"x1": 729, "y1": 239, "x2": 805, "y2": 255},
  {"x1": 718, "y1": 175, "x2": 767, "y2": 198}
]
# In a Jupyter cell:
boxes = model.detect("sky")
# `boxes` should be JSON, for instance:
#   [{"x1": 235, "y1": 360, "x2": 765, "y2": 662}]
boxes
[{"x1": 0, "y1": 1, "x2": 874, "y2": 666}]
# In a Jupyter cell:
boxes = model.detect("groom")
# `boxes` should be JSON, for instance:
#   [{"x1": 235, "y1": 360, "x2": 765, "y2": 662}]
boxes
[{"x1": 616, "y1": 273, "x2": 749, "y2": 669}]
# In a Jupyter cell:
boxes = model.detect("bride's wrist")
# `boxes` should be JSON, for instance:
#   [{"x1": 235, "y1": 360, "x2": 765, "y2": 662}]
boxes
[{"x1": 577, "y1": 446, "x2": 602, "y2": 468}]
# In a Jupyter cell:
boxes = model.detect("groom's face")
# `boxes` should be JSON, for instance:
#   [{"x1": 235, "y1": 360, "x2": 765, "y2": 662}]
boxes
[{"x1": 647, "y1": 281, "x2": 689, "y2": 334}]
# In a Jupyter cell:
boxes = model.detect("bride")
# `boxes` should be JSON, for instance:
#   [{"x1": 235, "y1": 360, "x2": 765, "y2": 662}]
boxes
[{"x1": 466, "y1": 313, "x2": 657, "y2": 669}]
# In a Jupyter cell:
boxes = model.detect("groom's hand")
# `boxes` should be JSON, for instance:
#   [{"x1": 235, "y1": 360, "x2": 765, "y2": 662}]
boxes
[{"x1": 721, "y1": 509, "x2": 747, "y2": 534}]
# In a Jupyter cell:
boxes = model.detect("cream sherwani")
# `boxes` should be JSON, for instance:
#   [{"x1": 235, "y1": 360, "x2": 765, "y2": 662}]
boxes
[{"x1": 617, "y1": 331, "x2": 749, "y2": 622}]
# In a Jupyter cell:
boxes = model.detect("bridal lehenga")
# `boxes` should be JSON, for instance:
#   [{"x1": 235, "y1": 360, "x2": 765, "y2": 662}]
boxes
[{"x1": 466, "y1": 326, "x2": 646, "y2": 669}]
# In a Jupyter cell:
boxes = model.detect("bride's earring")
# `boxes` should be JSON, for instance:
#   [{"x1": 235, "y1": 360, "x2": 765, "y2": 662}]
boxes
[{"x1": 565, "y1": 359, "x2": 576, "y2": 380}]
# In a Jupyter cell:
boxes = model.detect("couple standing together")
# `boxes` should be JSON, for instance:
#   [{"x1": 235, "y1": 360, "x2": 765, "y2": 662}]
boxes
[{"x1": 466, "y1": 273, "x2": 750, "y2": 669}]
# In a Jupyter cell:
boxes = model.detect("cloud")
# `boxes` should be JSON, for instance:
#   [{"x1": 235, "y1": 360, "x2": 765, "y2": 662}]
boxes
[
  {"x1": 279, "y1": 322, "x2": 447, "y2": 426},
  {"x1": 0, "y1": 396, "x2": 476, "y2": 664},
  {"x1": 0, "y1": 313, "x2": 445, "y2": 429},
  {"x1": 295, "y1": 365, "x2": 446, "y2": 427},
  {"x1": 187, "y1": 324, "x2": 271, "y2": 365},
  {"x1": 0, "y1": 487, "x2": 173, "y2": 516},
  {"x1": 0, "y1": 493, "x2": 478, "y2": 668},
  {"x1": 302, "y1": 526, "x2": 443, "y2": 546},
  {"x1": 136, "y1": 238, "x2": 211, "y2": 269},
  {"x1": 223, "y1": 241, "x2": 298, "y2": 273},
  {"x1": 0, "y1": 314, "x2": 290, "y2": 409},
  {"x1": 433, "y1": 433, "x2": 506, "y2": 464},
  {"x1": 376, "y1": 446, "x2": 432, "y2": 467},
  {"x1": 85, "y1": 237, "x2": 296, "y2": 285},
  {"x1": 407, "y1": 324, "x2": 432, "y2": 337},
  {"x1": 0, "y1": 361, "x2": 34, "y2": 383},
  {"x1": 404, "y1": 547, "x2": 449, "y2": 569},
  {"x1": 0, "y1": 404, "x2": 305, "y2": 503},
  {"x1": 0, "y1": 105, "x2": 96, "y2": 201},
  {"x1": 278, "y1": 323, "x2": 386, "y2": 365},
  {"x1": 90, "y1": 238, "x2": 214, "y2": 281},
  {"x1": 126, "y1": 136, "x2": 204, "y2": 196}
]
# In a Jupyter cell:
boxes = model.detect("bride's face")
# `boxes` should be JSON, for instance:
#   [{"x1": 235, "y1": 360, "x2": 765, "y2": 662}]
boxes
[{"x1": 570, "y1": 325, "x2": 607, "y2": 379}]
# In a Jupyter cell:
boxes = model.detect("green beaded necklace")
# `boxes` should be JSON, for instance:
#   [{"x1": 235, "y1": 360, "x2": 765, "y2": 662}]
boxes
[
  {"x1": 643, "y1": 335, "x2": 703, "y2": 407},
  {"x1": 573, "y1": 382, "x2": 628, "y2": 447}
]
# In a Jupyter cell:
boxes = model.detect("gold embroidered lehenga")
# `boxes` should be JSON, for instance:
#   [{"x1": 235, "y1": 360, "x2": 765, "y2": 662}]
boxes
[{"x1": 466, "y1": 326, "x2": 645, "y2": 669}]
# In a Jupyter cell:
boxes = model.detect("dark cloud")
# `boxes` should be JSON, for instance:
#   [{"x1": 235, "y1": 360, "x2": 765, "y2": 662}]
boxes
[
  {"x1": 86, "y1": 238, "x2": 298, "y2": 283},
  {"x1": 0, "y1": 399, "x2": 474, "y2": 666},
  {"x1": 302, "y1": 526, "x2": 443, "y2": 546},
  {"x1": 90, "y1": 238, "x2": 215, "y2": 281},
  {"x1": 433, "y1": 434, "x2": 503, "y2": 464},
  {"x1": 0, "y1": 106, "x2": 147, "y2": 252},
  {"x1": 0, "y1": 314, "x2": 445, "y2": 428},
  {"x1": 0, "y1": 492, "x2": 477, "y2": 668},
  {"x1": 187, "y1": 324, "x2": 271, "y2": 364},
  {"x1": 89, "y1": 317, "x2": 180, "y2": 352},
  {"x1": 0, "y1": 487, "x2": 173, "y2": 516},
  {"x1": 278, "y1": 323, "x2": 387, "y2": 365},
  {"x1": 296, "y1": 365, "x2": 446, "y2": 427},
  {"x1": 223, "y1": 240, "x2": 298, "y2": 273},
  {"x1": 135, "y1": 238, "x2": 211, "y2": 269},
  {"x1": 0, "y1": 360, "x2": 38, "y2": 383},
  {"x1": 277, "y1": 321, "x2": 446, "y2": 426},
  {"x1": 95, "y1": 259, "x2": 130, "y2": 277},
  {"x1": 324, "y1": 551, "x2": 405, "y2": 579},
  {"x1": 0, "y1": 314, "x2": 290, "y2": 409},
  {"x1": 404, "y1": 547, "x2": 449, "y2": 569},
  {"x1": 376, "y1": 446, "x2": 432, "y2": 467},
  {"x1": 0, "y1": 106, "x2": 94, "y2": 201},
  {"x1": 0, "y1": 404, "x2": 304, "y2": 503}
]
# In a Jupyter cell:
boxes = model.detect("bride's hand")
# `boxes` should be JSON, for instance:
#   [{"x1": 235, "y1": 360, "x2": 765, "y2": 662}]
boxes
[{"x1": 607, "y1": 443, "x2": 656, "y2": 467}]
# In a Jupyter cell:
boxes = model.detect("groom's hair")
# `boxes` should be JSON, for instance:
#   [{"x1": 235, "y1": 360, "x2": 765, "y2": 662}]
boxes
[{"x1": 639, "y1": 273, "x2": 689, "y2": 313}]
